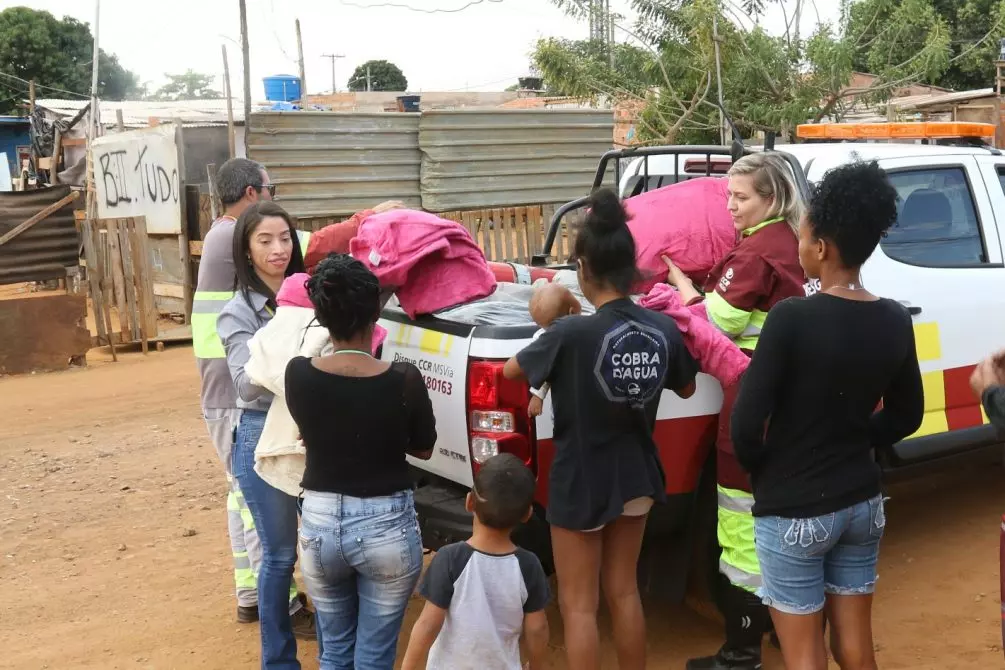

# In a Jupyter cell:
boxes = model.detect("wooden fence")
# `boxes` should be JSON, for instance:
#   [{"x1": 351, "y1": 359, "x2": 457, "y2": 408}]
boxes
[
  {"x1": 286, "y1": 203, "x2": 583, "y2": 265},
  {"x1": 195, "y1": 195, "x2": 584, "y2": 265},
  {"x1": 81, "y1": 217, "x2": 158, "y2": 357},
  {"x1": 438, "y1": 205, "x2": 581, "y2": 265}
]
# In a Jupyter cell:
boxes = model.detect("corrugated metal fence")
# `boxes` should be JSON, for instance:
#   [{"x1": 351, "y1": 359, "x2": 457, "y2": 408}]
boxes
[
  {"x1": 0, "y1": 185, "x2": 80, "y2": 285},
  {"x1": 248, "y1": 112, "x2": 422, "y2": 219},
  {"x1": 419, "y1": 110, "x2": 614, "y2": 212},
  {"x1": 248, "y1": 109, "x2": 613, "y2": 218}
]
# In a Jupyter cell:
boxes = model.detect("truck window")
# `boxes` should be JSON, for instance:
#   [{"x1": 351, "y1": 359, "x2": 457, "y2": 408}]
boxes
[
  {"x1": 625, "y1": 174, "x2": 712, "y2": 197},
  {"x1": 881, "y1": 167, "x2": 987, "y2": 267},
  {"x1": 996, "y1": 166, "x2": 1005, "y2": 196}
]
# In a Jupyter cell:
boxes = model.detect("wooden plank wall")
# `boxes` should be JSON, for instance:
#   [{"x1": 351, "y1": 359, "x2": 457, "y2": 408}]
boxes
[
  {"x1": 293, "y1": 203, "x2": 582, "y2": 265},
  {"x1": 82, "y1": 217, "x2": 157, "y2": 354},
  {"x1": 438, "y1": 204, "x2": 581, "y2": 264}
]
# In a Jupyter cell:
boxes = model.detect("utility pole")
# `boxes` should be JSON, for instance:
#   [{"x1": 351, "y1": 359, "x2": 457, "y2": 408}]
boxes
[
  {"x1": 712, "y1": 12, "x2": 727, "y2": 145},
  {"x1": 29, "y1": 80, "x2": 35, "y2": 113},
  {"x1": 88, "y1": 1, "x2": 100, "y2": 144},
  {"x1": 222, "y1": 44, "x2": 236, "y2": 158},
  {"x1": 239, "y1": 0, "x2": 251, "y2": 156},
  {"x1": 607, "y1": 0, "x2": 614, "y2": 69},
  {"x1": 588, "y1": 0, "x2": 611, "y2": 44},
  {"x1": 295, "y1": 19, "x2": 307, "y2": 104},
  {"x1": 793, "y1": 0, "x2": 802, "y2": 50},
  {"x1": 322, "y1": 54, "x2": 344, "y2": 93},
  {"x1": 87, "y1": 0, "x2": 101, "y2": 218},
  {"x1": 366, "y1": 65, "x2": 372, "y2": 92}
]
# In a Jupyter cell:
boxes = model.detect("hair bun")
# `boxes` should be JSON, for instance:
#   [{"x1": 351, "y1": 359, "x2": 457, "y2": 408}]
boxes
[{"x1": 586, "y1": 188, "x2": 628, "y2": 234}]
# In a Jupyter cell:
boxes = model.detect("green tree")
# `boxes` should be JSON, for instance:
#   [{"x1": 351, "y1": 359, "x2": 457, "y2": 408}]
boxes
[
  {"x1": 348, "y1": 60, "x2": 408, "y2": 92},
  {"x1": 539, "y1": 0, "x2": 999, "y2": 144},
  {"x1": 0, "y1": 7, "x2": 141, "y2": 114},
  {"x1": 153, "y1": 70, "x2": 222, "y2": 101},
  {"x1": 849, "y1": 0, "x2": 1005, "y2": 90}
]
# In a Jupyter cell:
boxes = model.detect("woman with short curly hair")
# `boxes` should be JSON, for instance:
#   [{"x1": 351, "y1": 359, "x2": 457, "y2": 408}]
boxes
[{"x1": 731, "y1": 161, "x2": 924, "y2": 670}]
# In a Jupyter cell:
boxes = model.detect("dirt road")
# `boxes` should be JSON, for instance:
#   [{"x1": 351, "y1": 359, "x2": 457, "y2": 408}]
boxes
[{"x1": 0, "y1": 346, "x2": 1002, "y2": 669}]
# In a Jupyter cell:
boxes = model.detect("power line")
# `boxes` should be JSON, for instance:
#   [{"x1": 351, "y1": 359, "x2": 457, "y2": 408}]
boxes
[
  {"x1": 440, "y1": 73, "x2": 526, "y2": 91},
  {"x1": 265, "y1": 0, "x2": 298, "y2": 64},
  {"x1": 339, "y1": 0, "x2": 503, "y2": 13},
  {"x1": 0, "y1": 71, "x2": 90, "y2": 99}
]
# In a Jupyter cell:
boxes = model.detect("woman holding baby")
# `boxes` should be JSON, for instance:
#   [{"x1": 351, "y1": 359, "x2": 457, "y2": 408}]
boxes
[{"x1": 505, "y1": 189, "x2": 700, "y2": 670}]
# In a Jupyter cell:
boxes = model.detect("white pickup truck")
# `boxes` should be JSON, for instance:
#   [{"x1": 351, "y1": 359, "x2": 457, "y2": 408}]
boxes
[{"x1": 377, "y1": 139, "x2": 1005, "y2": 601}]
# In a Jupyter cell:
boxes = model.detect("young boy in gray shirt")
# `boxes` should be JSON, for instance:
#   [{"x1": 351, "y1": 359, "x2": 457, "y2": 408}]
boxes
[{"x1": 401, "y1": 454, "x2": 550, "y2": 670}]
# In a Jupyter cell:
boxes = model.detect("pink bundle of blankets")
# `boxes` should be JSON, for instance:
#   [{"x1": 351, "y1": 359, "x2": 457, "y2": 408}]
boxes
[
  {"x1": 626, "y1": 177, "x2": 737, "y2": 293},
  {"x1": 349, "y1": 209, "x2": 497, "y2": 318},
  {"x1": 639, "y1": 284, "x2": 749, "y2": 388}
]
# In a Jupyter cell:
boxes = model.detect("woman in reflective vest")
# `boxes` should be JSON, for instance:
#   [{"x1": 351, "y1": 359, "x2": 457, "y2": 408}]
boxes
[{"x1": 666, "y1": 152, "x2": 810, "y2": 670}]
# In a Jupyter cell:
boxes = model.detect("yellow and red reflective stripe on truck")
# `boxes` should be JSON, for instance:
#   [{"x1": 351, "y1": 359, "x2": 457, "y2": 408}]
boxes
[{"x1": 910, "y1": 321, "x2": 990, "y2": 438}]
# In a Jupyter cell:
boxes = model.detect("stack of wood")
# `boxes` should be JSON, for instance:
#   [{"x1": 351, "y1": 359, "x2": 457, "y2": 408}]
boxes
[{"x1": 80, "y1": 217, "x2": 159, "y2": 359}]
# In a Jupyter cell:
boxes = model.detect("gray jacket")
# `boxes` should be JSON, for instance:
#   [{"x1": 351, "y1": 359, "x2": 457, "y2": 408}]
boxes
[{"x1": 217, "y1": 289, "x2": 275, "y2": 413}]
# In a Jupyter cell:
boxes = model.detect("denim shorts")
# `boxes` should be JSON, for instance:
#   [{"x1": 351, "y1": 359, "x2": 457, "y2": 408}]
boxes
[{"x1": 754, "y1": 495, "x2": 886, "y2": 615}]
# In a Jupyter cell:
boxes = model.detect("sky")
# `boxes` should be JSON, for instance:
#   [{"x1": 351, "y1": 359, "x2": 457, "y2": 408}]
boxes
[{"x1": 3, "y1": 0, "x2": 842, "y2": 100}]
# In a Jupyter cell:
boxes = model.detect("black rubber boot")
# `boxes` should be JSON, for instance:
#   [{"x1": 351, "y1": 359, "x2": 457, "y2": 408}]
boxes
[
  {"x1": 686, "y1": 646, "x2": 762, "y2": 670},
  {"x1": 687, "y1": 575, "x2": 768, "y2": 670}
]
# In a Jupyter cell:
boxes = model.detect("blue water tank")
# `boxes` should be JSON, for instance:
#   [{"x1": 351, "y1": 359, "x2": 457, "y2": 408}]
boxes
[{"x1": 263, "y1": 75, "x2": 302, "y2": 102}]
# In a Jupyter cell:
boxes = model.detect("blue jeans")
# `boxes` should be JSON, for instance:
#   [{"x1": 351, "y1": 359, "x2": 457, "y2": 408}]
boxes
[
  {"x1": 233, "y1": 410, "x2": 301, "y2": 670},
  {"x1": 299, "y1": 489, "x2": 423, "y2": 670},
  {"x1": 754, "y1": 495, "x2": 886, "y2": 615}
]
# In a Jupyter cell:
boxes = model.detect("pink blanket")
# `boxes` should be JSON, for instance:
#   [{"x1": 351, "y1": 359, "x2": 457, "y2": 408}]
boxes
[
  {"x1": 639, "y1": 284, "x2": 749, "y2": 388},
  {"x1": 277, "y1": 272, "x2": 387, "y2": 354},
  {"x1": 626, "y1": 178, "x2": 737, "y2": 292},
  {"x1": 350, "y1": 210, "x2": 496, "y2": 318}
]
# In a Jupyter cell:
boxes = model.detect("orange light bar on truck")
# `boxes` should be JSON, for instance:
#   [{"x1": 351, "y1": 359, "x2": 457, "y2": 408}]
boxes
[{"x1": 796, "y1": 122, "x2": 996, "y2": 140}]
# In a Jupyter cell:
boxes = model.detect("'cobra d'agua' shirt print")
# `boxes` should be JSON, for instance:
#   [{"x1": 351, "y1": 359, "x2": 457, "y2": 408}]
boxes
[{"x1": 517, "y1": 298, "x2": 698, "y2": 530}]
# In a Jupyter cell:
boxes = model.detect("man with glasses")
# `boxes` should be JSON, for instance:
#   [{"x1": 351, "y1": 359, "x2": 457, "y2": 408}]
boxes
[{"x1": 193, "y1": 158, "x2": 314, "y2": 635}]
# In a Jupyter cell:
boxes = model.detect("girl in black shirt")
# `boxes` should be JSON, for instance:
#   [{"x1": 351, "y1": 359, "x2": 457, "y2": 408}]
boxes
[
  {"x1": 731, "y1": 162, "x2": 923, "y2": 670},
  {"x1": 505, "y1": 190, "x2": 698, "y2": 670},
  {"x1": 285, "y1": 253, "x2": 436, "y2": 669}
]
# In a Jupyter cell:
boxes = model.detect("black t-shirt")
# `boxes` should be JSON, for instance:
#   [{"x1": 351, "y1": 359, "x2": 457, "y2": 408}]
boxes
[
  {"x1": 516, "y1": 298, "x2": 699, "y2": 530},
  {"x1": 285, "y1": 358, "x2": 437, "y2": 497},
  {"x1": 731, "y1": 294, "x2": 924, "y2": 518}
]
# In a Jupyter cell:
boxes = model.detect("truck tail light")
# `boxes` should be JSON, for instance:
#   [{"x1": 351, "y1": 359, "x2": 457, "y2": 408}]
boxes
[{"x1": 467, "y1": 360, "x2": 534, "y2": 472}]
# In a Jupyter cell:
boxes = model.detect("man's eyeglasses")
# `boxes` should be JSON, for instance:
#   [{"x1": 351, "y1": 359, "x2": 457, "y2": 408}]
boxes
[{"x1": 260, "y1": 184, "x2": 277, "y2": 198}]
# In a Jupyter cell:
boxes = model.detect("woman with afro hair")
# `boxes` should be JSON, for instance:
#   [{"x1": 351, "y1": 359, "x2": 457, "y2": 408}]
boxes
[
  {"x1": 284, "y1": 253, "x2": 437, "y2": 669},
  {"x1": 731, "y1": 161, "x2": 924, "y2": 670}
]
